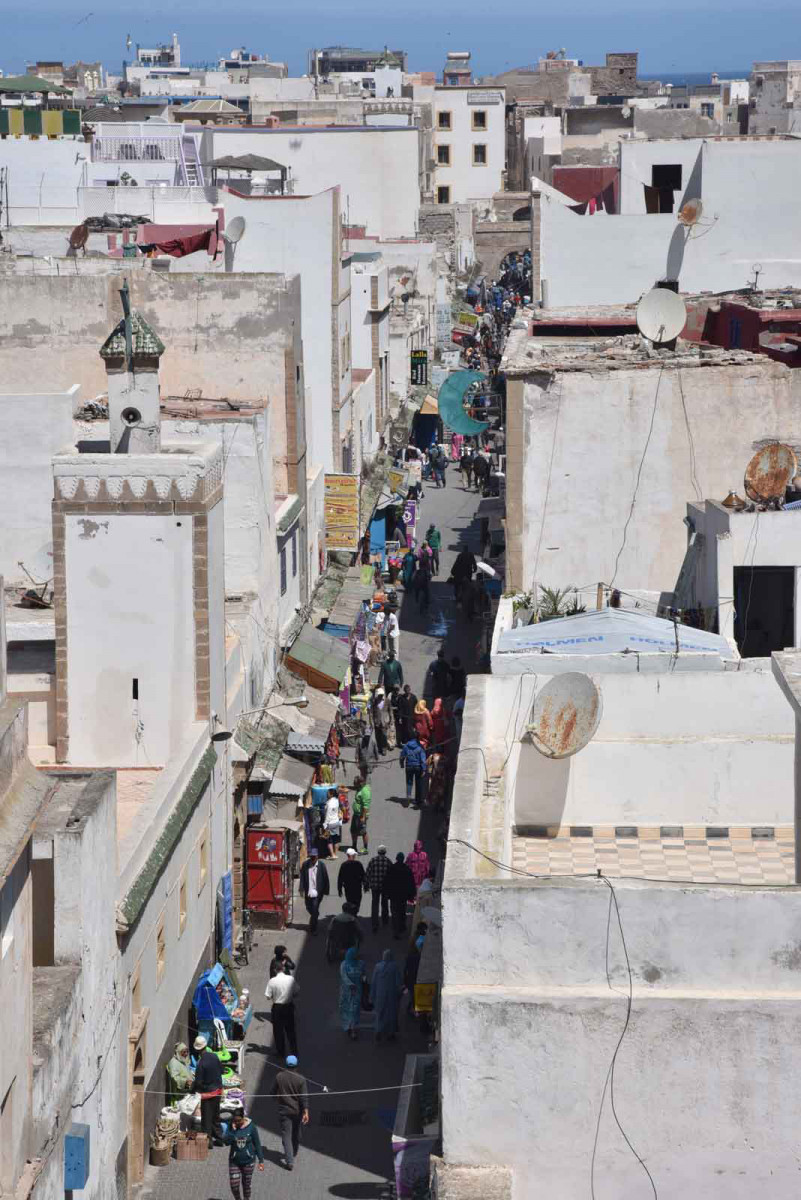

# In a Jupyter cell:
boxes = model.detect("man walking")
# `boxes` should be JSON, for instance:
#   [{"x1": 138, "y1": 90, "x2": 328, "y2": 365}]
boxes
[
  {"x1": 265, "y1": 960, "x2": 300, "y2": 1058},
  {"x1": 397, "y1": 683, "x2": 417, "y2": 744},
  {"x1": 271, "y1": 1055, "x2": 309, "y2": 1173},
  {"x1": 399, "y1": 734, "x2": 427, "y2": 809},
  {"x1": 378, "y1": 648, "x2": 404, "y2": 692},
  {"x1": 386, "y1": 609, "x2": 400, "y2": 657},
  {"x1": 429, "y1": 649, "x2": 451, "y2": 702},
  {"x1": 338, "y1": 847, "x2": 367, "y2": 914},
  {"x1": 299, "y1": 847, "x2": 329, "y2": 934},
  {"x1": 383, "y1": 852, "x2": 416, "y2": 939},
  {"x1": 192, "y1": 1035, "x2": 224, "y2": 1145},
  {"x1": 425, "y1": 523, "x2": 441, "y2": 575},
  {"x1": 366, "y1": 845, "x2": 391, "y2": 932},
  {"x1": 351, "y1": 775, "x2": 371, "y2": 855},
  {"x1": 451, "y1": 545, "x2": 477, "y2": 604}
]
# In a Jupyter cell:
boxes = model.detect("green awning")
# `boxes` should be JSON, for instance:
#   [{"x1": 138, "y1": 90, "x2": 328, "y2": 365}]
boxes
[
  {"x1": 0, "y1": 74, "x2": 71, "y2": 95},
  {"x1": 437, "y1": 371, "x2": 491, "y2": 436}
]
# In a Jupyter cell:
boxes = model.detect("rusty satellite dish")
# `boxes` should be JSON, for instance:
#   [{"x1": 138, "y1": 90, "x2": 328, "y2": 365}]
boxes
[
  {"x1": 678, "y1": 198, "x2": 703, "y2": 226},
  {"x1": 526, "y1": 672, "x2": 602, "y2": 759},
  {"x1": 744, "y1": 442, "x2": 797, "y2": 504}
]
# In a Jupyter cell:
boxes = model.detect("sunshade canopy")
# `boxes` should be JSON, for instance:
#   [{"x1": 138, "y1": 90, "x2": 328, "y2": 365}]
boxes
[
  {"x1": 437, "y1": 370, "x2": 490, "y2": 436},
  {"x1": 209, "y1": 153, "x2": 287, "y2": 173},
  {"x1": 497, "y1": 608, "x2": 737, "y2": 659},
  {"x1": 0, "y1": 74, "x2": 71, "y2": 95}
]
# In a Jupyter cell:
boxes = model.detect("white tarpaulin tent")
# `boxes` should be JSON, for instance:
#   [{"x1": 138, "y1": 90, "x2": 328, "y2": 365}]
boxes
[{"x1": 497, "y1": 608, "x2": 736, "y2": 660}]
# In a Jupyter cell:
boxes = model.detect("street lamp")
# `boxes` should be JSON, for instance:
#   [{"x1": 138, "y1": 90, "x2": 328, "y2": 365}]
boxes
[{"x1": 210, "y1": 695, "x2": 309, "y2": 742}]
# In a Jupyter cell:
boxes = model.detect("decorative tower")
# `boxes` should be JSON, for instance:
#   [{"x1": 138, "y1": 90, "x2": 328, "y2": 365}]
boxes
[{"x1": 51, "y1": 286, "x2": 225, "y2": 766}]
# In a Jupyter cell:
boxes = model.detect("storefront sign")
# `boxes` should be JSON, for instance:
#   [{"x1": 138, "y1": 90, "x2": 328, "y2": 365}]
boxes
[
  {"x1": 410, "y1": 349, "x2": 428, "y2": 386},
  {"x1": 324, "y1": 473, "x2": 360, "y2": 551},
  {"x1": 467, "y1": 89, "x2": 502, "y2": 104},
  {"x1": 388, "y1": 467, "x2": 405, "y2": 496},
  {"x1": 436, "y1": 302, "x2": 451, "y2": 347},
  {"x1": 457, "y1": 310, "x2": 479, "y2": 328}
]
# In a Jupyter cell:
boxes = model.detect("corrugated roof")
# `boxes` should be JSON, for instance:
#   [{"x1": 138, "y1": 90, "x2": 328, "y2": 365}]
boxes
[
  {"x1": 286, "y1": 732, "x2": 328, "y2": 755},
  {"x1": 327, "y1": 564, "x2": 375, "y2": 631},
  {"x1": 286, "y1": 625, "x2": 349, "y2": 685},
  {"x1": 269, "y1": 753, "x2": 313, "y2": 797}
]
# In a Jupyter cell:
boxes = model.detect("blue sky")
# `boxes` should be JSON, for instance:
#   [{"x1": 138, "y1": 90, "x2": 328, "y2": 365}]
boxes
[{"x1": 2, "y1": 0, "x2": 795, "y2": 78}]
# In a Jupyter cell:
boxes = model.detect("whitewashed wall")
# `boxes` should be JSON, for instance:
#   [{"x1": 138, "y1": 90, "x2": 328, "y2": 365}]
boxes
[{"x1": 432, "y1": 88, "x2": 506, "y2": 204}]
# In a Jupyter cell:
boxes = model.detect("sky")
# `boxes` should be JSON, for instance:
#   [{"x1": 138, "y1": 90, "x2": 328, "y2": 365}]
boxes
[{"x1": 2, "y1": 0, "x2": 796, "y2": 79}]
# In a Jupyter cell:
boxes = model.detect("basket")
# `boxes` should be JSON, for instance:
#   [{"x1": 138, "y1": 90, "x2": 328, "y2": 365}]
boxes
[
  {"x1": 175, "y1": 1132, "x2": 209, "y2": 1162},
  {"x1": 149, "y1": 1144, "x2": 172, "y2": 1167}
]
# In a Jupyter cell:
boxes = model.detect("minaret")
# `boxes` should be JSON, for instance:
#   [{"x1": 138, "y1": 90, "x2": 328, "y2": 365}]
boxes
[{"x1": 100, "y1": 279, "x2": 163, "y2": 455}]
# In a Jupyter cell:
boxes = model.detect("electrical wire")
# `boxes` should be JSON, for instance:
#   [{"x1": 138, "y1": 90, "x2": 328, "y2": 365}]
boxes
[
  {"x1": 676, "y1": 367, "x2": 702, "y2": 502},
  {"x1": 142, "y1": 1081, "x2": 422, "y2": 1100},
  {"x1": 736, "y1": 510, "x2": 760, "y2": 670},
  {"x1": 611, "y1": 366, "x2": 664, "y2": 587}
]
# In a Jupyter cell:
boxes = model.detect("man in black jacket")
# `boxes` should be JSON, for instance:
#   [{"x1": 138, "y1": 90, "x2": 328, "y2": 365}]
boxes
[
  {"x1": 338, "y1": 848, "x2": 367, "y2": 915},
  {"x1": 271, "y1": 1054, "x2": 309, "y2": 1171},
  {"x1": 299, "y1": 848, "x2": 330, "y2": 933},
  {"x1": 193, "y1": 1035, "x2": 224, "y2": 1143},
  {"x1": 383, "y1": 852, "x2": 416, "y2": 939}
]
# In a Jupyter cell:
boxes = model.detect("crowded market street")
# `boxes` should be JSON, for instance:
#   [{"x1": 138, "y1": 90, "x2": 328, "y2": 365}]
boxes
[{"x1": 141, "y1": 466, "x2": 486, "y2": 1200}]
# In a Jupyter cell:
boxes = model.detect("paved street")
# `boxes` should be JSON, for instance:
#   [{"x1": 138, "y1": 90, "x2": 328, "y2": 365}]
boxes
[{"x1": 142, "y1": 468, "x2": 484, "y2": 1199}]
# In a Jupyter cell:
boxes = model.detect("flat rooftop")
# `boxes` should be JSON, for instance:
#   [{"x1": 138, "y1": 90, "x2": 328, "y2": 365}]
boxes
[
  {"x1": 513, "y1": 824, "x2": 795, "y2": 885},
  {"x1": 502, "y1": 315, "x2": 766, "y2": 375}
]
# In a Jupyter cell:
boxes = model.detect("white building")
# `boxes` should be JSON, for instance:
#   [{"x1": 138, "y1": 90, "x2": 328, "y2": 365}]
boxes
[
  {"x1": 501, "y1": 316, "x2": 801, "y2": 597},
  {"x1": 441, "y1": 630, "x2": 801, "y2": 1198},
  {"x1": 350, "y1": 253, "x2": 390, "y2": 444},
  {"x1": 432, "y1": 85, "x2": 506, "y2": 205},
  {"x1": 199, "y1": 124, "x2": 420, "y2": 239},
  {"x1": 535, "y1": 137, "x2": 801, "y2": 305},
  {"x1": 749, "y1": 60, "x2": 801, "y2": 134}
]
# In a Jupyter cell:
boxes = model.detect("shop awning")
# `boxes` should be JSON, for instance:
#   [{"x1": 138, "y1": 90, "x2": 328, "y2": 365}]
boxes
[
  {"x1": 0, "y1": 74, "x2": 71, "y2": 95},
  {"x1": 419, "y1": 394, "x2": 438, "y2": 415},
  {"x1": 437, "y1": 371, "x2": 490, "y2": 436},
  {"x1": 285, "y1": 624, "x2": 349, "y2": 693},
  {"x1": 269, "y1": 753, "x2": 314, "y2": 798},
  {"x1": 327, "y1": 564, "x2": 376, "y2": 632}
]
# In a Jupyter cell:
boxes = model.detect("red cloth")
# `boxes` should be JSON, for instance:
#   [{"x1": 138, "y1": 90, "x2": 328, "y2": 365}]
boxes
[{"x1": 152, "y1": 229, "x2": 213, "y2": 258}]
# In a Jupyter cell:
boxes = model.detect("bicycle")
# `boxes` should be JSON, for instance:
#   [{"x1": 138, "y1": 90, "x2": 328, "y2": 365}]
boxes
[{"x1": 235, "y1": 909, "x2": 253, "y2": 967}]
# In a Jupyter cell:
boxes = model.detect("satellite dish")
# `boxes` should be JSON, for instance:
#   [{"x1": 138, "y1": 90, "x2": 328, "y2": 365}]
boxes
[
  {"x1": 636, "y1": 288, "x2": 687, "y2": 345},
  {"x1": 225, "y1": 216, "x2": 246, "y2": 244},
  {"x1": 526, "y1": 672, "x2": 602, "y2": 759},
  {"x1": 475, "y1": 560, "x2": 496, "y2": 577},
  {"x1": 744, "y1": 442, "x2": 797, "y2": 503},
  {"x1": 678, "y1": 198, "x2": 703, "y2": 226}
]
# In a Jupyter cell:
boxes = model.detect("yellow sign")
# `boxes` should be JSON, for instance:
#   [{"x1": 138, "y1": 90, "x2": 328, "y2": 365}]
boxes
[
  {"x1": 324, "y1": 473, "x2": 360, "y2": 551},
  {"x1": 414, "y1": 981, "x2": 437, "y2": 1013},
  {"x1": 388, "y1": 468, "x2": 405, "y2": 496}
]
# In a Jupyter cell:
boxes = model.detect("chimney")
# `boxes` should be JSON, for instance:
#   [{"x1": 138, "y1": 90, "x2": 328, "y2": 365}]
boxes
[{"x1": 99, "y1": 280, "x2": 165, "y2": 454}]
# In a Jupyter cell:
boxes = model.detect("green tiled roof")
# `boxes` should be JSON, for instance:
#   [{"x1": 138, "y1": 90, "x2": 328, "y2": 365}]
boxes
[
  {"x1": 235, "y1": 713, "x2": 291, "y2": 774},
  {"x1": 286, "y1": 624, "x2": 349, "y2": 686},
  {"x1": 99, "y1": 310, "x2": 165, "y2": 361}
]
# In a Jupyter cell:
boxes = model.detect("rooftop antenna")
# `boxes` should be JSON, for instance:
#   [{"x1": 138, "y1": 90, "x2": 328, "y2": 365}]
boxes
[
  {"x1": 750, "y1": 262, "x2": 763, "y2": 291},
  {"x1": 636, "y1": 287, "x2": 687, "y2": 346},
  {"x1": 526, "y1": 672, "x2": 603, "y2": 759},
  {"x1": 119, "y1": 277, "x2": 133, "y2": 371}
]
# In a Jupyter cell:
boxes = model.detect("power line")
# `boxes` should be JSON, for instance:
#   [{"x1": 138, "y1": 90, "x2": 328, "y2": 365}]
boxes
[{"x1": 611, "y1": 366, "x2": 664, "y2": 587}]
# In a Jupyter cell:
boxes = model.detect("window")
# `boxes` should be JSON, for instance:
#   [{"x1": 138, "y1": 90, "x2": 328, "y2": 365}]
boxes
[
  {"x1": 471, "y1": 110, "x2": 487, "y2": 130},
  {"x1": 291, "y1": 531, "x2": 297, "y2": 578},
  {"x1": 156, "y1": 914, "x2": 166, "y2": 986},
  {"x1": 650, "y1": 164, "x2": 683, "y2": 213},
  {"x1": 701, "y1": 102, "x2": 714, "y2": 118},
  {"x1": 437, "y1": 143, "x2": 451, "y2": 165},
  {"x1": 178, "y1": 869, "x2": 187, "y2": 937},
  {"x1": 280, "y1": 546, "x2": 287, "y2": 596},
  {"x1": 437, "y1": 110, "x2": 451, "y2": 130},
  {"x1": 437, "y1": 185, "x2": 451, "y2": 205},
  {"x1": 473, "y1": 144, "x2": 487, "y2": 165},
  {"x1": 726, "y1": 111, "x2": 733, "y2": 122},
  {"x1": 198, "y1": 828, "x2": 208, "y2": 893}
]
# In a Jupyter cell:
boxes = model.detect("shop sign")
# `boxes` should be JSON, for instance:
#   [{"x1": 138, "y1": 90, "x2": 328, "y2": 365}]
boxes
[
  {"x1": 403, "y1": 498, "x2": 418, "y2": 530},
  {"x1": 324, "y1": 473, "x2": 360, "y2": 551},
  {"x1": 467, "y1": 89, "x2": 502, "y2": 104},
  {"x1": 457, "y1": 310, "x2": 479, "y2": 328},
  {"x1": 388, "y1": 467, "x2": 405, "y2": 495},
  {"x1": 414, "y1": 981, "x2": 437, "y2": 1012},
  {"x1": 410, "y1": 349, "x2": 428, "y2": 386}
]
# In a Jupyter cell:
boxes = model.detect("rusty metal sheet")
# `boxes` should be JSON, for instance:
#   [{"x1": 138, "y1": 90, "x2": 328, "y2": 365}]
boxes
[
  {"x1": 744, "y1": 442, "x2": 797, "y2": 503},
  {"x1": 528, "y1": 672, "x2": 602, "y2": 759}
]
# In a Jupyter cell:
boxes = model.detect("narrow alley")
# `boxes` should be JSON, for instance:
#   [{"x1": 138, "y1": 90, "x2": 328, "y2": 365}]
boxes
[{"x1": 141, "y1": 473, "x2": 486, "y2": 1200}]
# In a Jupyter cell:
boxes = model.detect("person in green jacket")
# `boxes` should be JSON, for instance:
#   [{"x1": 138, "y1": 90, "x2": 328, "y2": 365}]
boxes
[
  {"x1": 351, "y1": 776, "x2": 371, "y2": 855},
  {"x1": 378, "y1": 649, "x2": 404, "y2": 692},
  {"x1": 223, "y1": 1112, "x2": 265, "y2": 1200},
  {"x1": 426, "y1": 524, "x2": 441, "y2": 575}
]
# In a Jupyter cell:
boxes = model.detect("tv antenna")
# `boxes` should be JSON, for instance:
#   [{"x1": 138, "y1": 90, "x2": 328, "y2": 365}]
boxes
[{"x1": 636, "y1": 287, "x2": 687, "y2": 346}]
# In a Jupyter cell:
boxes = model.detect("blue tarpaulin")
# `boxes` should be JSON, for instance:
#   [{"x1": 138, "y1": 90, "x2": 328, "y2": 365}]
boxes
[
  {"x1": 497, "y1": 608, "x2": 736, "y2": 659},
  {"x1": 437, "y1": 371, "x2": 490, "y2": 436},
  {"x1": 370, "y1": 514, "x2": 386, "y2": 564}
]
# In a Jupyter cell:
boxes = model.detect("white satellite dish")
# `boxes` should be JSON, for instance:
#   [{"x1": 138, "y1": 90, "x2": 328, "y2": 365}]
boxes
[
  {"x1": 225, "y1": 216, "x2": 247, "y2": 244},
  {"x1": 636, "y1": 288, "x2": 687, "y2": 345},
  {"x1": 526, "y1": 672, "x2": 602, "y2": 759}
]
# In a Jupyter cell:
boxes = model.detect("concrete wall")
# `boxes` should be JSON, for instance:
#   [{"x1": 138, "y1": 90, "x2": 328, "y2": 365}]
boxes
[
  {"x1": 433, "y1": 89, "x2": 506, "y2": 204},
  {"x1": 201, "y1": 125, "x2": 419, "y2": 238},
  {"x1": 0, "y1": 270, "x2": 296, "y2": 407},
  {"x1": 539, "y1": 140, "x2": 801, "y2": 304},
  {"x1": 512, "y1": 359, "x2": 800, "y2": 594},
  {"x1": 0, "y1": 847, "x2": 33, "y2": 1193},
  {"x1": 501, "y1": 667, "x2": 793, "y2": 828},
  {"x1": 0, "y1": 138, "x2": 89, "y2": 225},
  {"x1": 0, "y1": 388, "x2": 76, "y2": 584},
  {"x1": 64, "y1": 511, "x2": 195, "y2": 766}
]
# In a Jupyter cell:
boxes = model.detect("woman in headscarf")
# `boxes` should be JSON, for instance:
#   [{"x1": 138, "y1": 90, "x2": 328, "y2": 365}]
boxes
[
  {"x1": 406, "y1": 840, "x2": 430, "y2": 892},
  {"x1": 166, "y1": 1042, "x2": 195, "y2": 1098},
  {"x1": 425, "y1": 750, "x2": 450, "y2": 811},
  {"x1": 339, "y1": 946, "x2": 365, "y2": 1041},
  {"x1": 401, "y1": 549, "x2": 416, "y2": 591},
  {"x1": 413, "y1": 699, "x2": 433, "y2": 748},
  {"x1": 430, "y1": 697, "x2": 449, "y2": 751},
  {"x1": 370, "y1": 949, "x2": 403, "y2": 1041}
]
